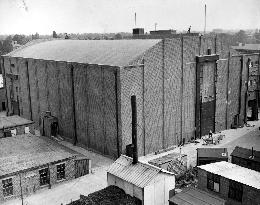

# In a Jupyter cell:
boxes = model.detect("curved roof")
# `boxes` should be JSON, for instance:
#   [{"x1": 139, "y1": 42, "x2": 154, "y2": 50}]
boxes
[{"x1": 6, "y1": 39, "x2": 160, "y2": 67}]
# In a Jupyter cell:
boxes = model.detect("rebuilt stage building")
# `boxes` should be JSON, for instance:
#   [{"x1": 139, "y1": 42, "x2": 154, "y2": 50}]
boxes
[{"x1": 1, "y1": 37, "x2": 259, "y2": 158}]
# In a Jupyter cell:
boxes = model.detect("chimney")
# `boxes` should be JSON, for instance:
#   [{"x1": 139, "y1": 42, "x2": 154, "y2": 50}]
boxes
[
  {"x1": 131, "y1": 95, "x2": 138, "y2": 164},
  {"x1": 251, "y1": 147, "x2": 254, "y2": 159}
]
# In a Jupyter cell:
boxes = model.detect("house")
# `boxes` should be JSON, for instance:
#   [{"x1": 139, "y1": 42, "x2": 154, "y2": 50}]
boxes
[
  {"x1": 197, "y1": 161, "x2": 260, "y2": 205},
  {"x1": 197, "y1": 148, "x2": 228, "y2": 166},
  {"x1": 0, "y1": 134, "x2": 90, "y2": 202},
  {"x1": 231, "y1": 146, "x2": 260, "y2": 172},
  {"x1": 0, "y1": 115, "x2": 35, "y2": 138},
  {"x1": 107, "y1": 155, "x2": 175, "y2": 205},
  {"x1": 1, "y1": 37, "x2": 259, "y2": 158}
]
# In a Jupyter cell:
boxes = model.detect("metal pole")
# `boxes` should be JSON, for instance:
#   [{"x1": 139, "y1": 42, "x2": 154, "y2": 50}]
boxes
[
  {"x1": 19, "y1": 173, "x2": 24, "y2": 205},
  {"x1": 204, "y1": 4, "x2": 207, "y2": 35},
  {"x1": 131, "y1": 95, "x2": 138, "y2": 164}
]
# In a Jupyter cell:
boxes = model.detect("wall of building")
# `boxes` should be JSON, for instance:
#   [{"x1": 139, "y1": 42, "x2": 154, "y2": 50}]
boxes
[
  {"x1": 2, "y1": 56, "x2": 120, "y2": 158},
  {"x1": 197, "y1": 168, "x2": 260, "y2": 205},
  {"x1": 0, "y1": 123, "x2": 35, "y2": 138},
  {"x1": 107, "y1": 173, "x2": 143, "y2": 201},
  {"x1": 0, "y1": 158, "x2": 75, "y2": 203},
  {"x1": 232, "y1": 156, "x2": 260, "y2": 172},
  {"x1": 0, "y1": 87, "x2": 6, "y2": 111}
]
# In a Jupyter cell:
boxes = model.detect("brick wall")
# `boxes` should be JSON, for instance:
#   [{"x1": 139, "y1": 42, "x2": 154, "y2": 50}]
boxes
[
  {"x1": 197, "y1": 168, "x2": 260, "y2": 205},
  {"x1": 0, "y1": 158, "x2": 75, "y2": 203}
]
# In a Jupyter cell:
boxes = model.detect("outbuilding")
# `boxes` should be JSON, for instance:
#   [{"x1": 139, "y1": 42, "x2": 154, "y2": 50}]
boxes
[
  {"x1": 1, "y1": 37, "x2": 259, "y2": 158},
  {"x1": 107, "y1": 155, "x2": 175, "y2": 205}
]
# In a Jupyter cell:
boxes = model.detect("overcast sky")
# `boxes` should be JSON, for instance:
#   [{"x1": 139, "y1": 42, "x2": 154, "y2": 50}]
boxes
[{"x1": 0, "y1": 0, "x2": 260, "y2": 35}]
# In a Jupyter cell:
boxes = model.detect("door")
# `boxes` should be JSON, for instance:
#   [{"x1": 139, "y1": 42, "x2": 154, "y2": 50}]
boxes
[{"x1": 75, "y1": 158, "x2": 90, "y2": 178}]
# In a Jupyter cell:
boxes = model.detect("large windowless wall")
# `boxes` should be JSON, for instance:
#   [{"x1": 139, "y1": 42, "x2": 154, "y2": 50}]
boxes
[{"x1": 1, "y1": 57, "x2": 120, "y2": 158}]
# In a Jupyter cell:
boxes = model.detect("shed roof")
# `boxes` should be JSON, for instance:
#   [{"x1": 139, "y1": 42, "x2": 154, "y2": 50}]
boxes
[
  {"x1": 5, "y1": 39, "x2": 161, "y2": 67},
  {"x1": 231, "y1": 146, "x2": 260, "y2": 163},
  {"x1": 149, "y1": 152, "x2": 186, "y2": 166},
  {"x1": 0, "y1": 134, "x2": 79, "y2": 177},
  {"x1": 232, "y1": 44, "x2": 260, "y2": 51},
  {"x1": 0, "y1": 115, "x2": 34, "y2": 130},
  {"x1": 169, "y1": 187, "x2": 225, "y2": 205},
  {"x1": 108, "y1": 155, "x2": 173, "y2": 188},
  {"x1": 197, "y1": 148, "x2": 228, "y2": 159},
  {"x1": 198, "y1": 161, "x2": 260, "y2": 190}
]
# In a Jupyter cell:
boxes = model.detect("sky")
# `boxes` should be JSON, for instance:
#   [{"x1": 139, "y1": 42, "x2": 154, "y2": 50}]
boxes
[{"x1": 0, "y1": 0, "x2": 260, "y2": 35}]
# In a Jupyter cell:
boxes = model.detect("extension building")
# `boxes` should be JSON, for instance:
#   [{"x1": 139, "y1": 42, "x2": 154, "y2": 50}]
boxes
[
  {"x1": 0, "y1": 134, "x2": 90, "y2": 202},
  {"x1": 1, "y1": 37, "x2": 259, "y2": 158}
]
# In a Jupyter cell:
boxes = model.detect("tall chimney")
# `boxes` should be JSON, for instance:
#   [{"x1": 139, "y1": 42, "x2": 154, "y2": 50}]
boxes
[{"x1": 131, "y1": 95, "x2": 138, "y2": 164}]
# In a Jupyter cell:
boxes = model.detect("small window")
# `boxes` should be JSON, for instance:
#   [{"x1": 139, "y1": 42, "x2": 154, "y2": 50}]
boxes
[
  {"x1": 57, "y1": 163, "x2": 65, "y2": 181},
  {"x1": 39, "y1": 168, "x2": 49, "y2": 186},
  {"x1": 24, "y1": 126, "x2": 30, "y2": 134},
  {"x1": 2, "y1": 178, "x2": 13, "y2": 197},
  {"x1": 207, "y1": 172, "x2": 220, "y2": 192},
  {"x1": 10, "y1": 129, "x2": 16, "y2": 136},
  {"x1": 229, "y1": 180, "x2": 243, "y2": 202}
]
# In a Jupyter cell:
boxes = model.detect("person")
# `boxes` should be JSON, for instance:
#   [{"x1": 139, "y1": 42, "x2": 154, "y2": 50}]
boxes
[{"x1": 187, "y1": 26, "x2": 191, "y2": 33}]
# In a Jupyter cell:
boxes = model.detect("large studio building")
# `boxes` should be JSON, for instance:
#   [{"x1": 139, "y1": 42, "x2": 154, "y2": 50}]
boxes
[{"x1": 1, "y1": 36, "x2": 259, "y2": 158}]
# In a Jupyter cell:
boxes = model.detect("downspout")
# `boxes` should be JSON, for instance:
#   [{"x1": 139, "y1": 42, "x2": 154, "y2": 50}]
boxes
[
  {"x1": 114, "y1": 70, "x2": 120, "y2": 157},
  {"x1": 142, "y1": 59, "x2": 146, "y2": 155},
  {"x1": 162, "y1": 39, "x2": 165, "y2": 149},
  {"x1": 26, "y1": 61, "x2": 33, "y2": 120},
  {"x1": 71, "y1": 65, "x2": 78, "y2": 145},
  {"x1": 180, "y1": 36, "x2": 184, "y2": 145},
  {"x1": 225, "y1": 52, "x2": 231, "y2": 129}
]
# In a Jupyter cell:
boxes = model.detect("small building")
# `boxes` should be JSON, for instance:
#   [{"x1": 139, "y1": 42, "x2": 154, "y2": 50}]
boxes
[
  {"x1": 0, "y1": 134, "x2": 90, "y2": 203},
  {"x1": 107, "y1": 155, "x2": 175, "y2": 205},
  {"x1": 231, "y1": 146, "x2": 260, "y2": 172},
  {"x1": 232, "y1": 44, "x2": 260, "y2": 54},
  {"x1": 197, "y1": 148, "x2": 228, "y2": 166},
  {"x1": 0, "y1": 115, "x2": 35, "y2": 138},
  {"x1": 150, "y1": 29, "x2": 177, "y2": 35},
  {"x1": 148, "y1": 152, "x2": 187, "y2": 177},
  {"x1": 169, "y1": 187, "x2": 225, "y2": 205},
  {"x1": 197, "y1": 161, "x2": 260, "y2": 205}
]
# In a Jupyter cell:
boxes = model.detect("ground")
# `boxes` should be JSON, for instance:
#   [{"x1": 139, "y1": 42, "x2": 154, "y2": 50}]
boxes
[{"x1": 2, "y1": 120, "x2": 260, "y2": 205}]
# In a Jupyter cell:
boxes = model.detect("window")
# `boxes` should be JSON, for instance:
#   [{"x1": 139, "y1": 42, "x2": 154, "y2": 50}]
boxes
[
  {"x1": 10, "y1": 129, "x2": 16, "y2": 136},
  {"x1": 24, "y1": 126, "x2": 30, "y2": 134},
  {"x1": 57, "y1": 163, "x2": 65, "y2": 181},
  {"x1": 2, "y1": 178, "x2": 13, "y2": 197},
  {"x1": 39, "y1": 168, "x2": 49, "y2": 186},
  {"x1": 207, "y1": 172, "x2": 220, "y2": 192},
  {"x1": 229, "y1": 180, "x2": 243, "y2": 202}
]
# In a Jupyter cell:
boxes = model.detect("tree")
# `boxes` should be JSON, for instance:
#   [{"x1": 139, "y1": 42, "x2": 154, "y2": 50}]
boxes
[
  {"x1": 53, "y1": 31, "x2": 58, "y2": 38},
  {"x1": 2, "y1": 36, "x2": 13, "y2": 54},
  {"x1": 32, "y1": 32, "x2": 39, "y2": 40},
  {"x1": 114, "y1": 33, "x2": 122, "y2": 39},
  {"x1": 234, "y1": 30, "x2": 247, "y2": 44}
]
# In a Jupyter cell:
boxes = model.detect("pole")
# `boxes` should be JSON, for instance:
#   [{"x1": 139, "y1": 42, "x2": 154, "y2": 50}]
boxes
[
  {"x1": 204, "y1": 4, "x2": 207, "y2": 35},
  {"x1": 131, "y1": 95, "x2": 138, "y2": 164},
  {"x1": 19, "y1": 173, "x2": 24, "y2": 205},
  {"x1": 135, "y1": 12, "x2": 136, "y2": 27}
]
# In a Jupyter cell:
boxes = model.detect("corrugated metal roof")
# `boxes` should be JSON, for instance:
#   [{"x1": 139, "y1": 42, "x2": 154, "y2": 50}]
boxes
[
  {"x1": 169, "y1": 187, "x2": 225, "y2": 205},
  {"x1": 231, "y1": 146, "x2": 260, "y2": 163},
  {"x1": 5, "y1": 39, "x2": 161, "y2": 67},
  {"x1": 197, "y1": 148, "x2": 228, "y2": 159},
  {"x1": 198, "y1": 161, "x2": 260, "y2": 189},
  {"x1": 108, "y1": 155, "x2": 170, "y2": 188}
]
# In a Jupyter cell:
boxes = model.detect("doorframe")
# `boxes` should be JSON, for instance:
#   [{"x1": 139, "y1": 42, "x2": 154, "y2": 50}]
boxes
[{"x1": 195, "y1": 54, "x2": 219, "y2": 139}]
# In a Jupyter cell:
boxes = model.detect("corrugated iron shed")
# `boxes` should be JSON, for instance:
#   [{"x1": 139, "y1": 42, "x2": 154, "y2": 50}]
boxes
[
  {"x1": 198, "y1": 161, "x2": 260, "y2": 190},
  {"x1": 197, "y1": 148, "x2": 228, "y2": 158},
  {"x1": 231, "y1": 146, "x2": 260, "y2": 163},
  {"x1": 169, "y1": 187, "x2": 225, "y2": 205},
  {"x1": 108, "y1": 155, "x2": 172, "y2": 188},
  {"x1": 5, "y1": 39, "x2": 161, "y2": 67}
]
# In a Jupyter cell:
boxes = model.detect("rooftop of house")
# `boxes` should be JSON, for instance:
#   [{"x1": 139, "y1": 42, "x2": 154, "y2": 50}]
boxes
[
  {"x1": 0, "y1": 115, "x2": 34, "y2": 130},
  {"x1": 5, "y1": 39, "x2": 161, "y2": 67},
  {"x1": 231, "y1": 146, "x2": 260, "y2": 163},
  {"x1": 197, "y1": 148, "x2": 228, "y2": 159},
  {"x1": 0, "y1": 134, "x2": 79, "y2": 177},
  {"x1": 169, "y1": 187, "x2": 226, "y2": 205},
  {"x1": 198, "y1": 161, "x2": 260, "y2": 190},
  {"x1": 232, "y1": 44, "x2": 260, "y2": 51},
  {"x1": 107, "y1": 155, "x2": 174, "y2": 188}
]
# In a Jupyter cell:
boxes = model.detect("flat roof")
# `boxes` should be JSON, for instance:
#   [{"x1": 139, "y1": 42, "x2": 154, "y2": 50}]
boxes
[
  {"x1": 231, "y1": 146, "x2": 260, "y2": 163},
  {"x1": 198, "y1": 161, "x2": 260, "y2": 190},
  {"x1": 0, "y1": 134, "x2": 79, "y2": 177},
  {"x1": 5, "y1": 39, "x2": 161, "y2": 67},
  {"x1": 169, "y1": 187, "x2": 225, "y2": 205},
  {"x1": 232, "y1": 44, "x2": 260, "y2": 51},
  {"x1": 0, "y1": 115, "x2": 34, "y2": 130}
]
